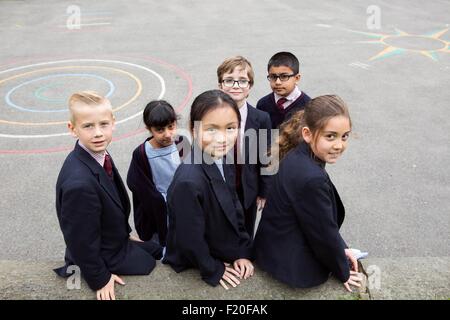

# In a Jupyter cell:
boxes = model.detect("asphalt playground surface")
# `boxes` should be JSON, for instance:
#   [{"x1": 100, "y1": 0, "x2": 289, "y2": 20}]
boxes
[{"x1": 0, "y1": 0, "x2": 449, "y2": 263}]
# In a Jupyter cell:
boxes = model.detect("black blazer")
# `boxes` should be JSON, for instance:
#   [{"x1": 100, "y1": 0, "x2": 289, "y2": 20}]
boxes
[
  {"x1": 162, "y1": 145, "x2": 252, "y2": 286},
  {"x1": 54, "y1": 142, "x2": 161, "y2": 291},
  {"x1": 239, "y1": 104, "x2": 272, "y2": 208},
  {"x1": 256, "y1": 91, "x2": 311, "y2": 129},
  {"x1": 254, "y1": 142, "x2": 349, "y2": 288},
  {"x1": 126, "y1": 135, "x2": 190, "y2": 245}
]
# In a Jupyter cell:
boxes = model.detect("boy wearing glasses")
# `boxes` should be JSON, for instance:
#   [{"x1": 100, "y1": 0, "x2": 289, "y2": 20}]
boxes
[
  {"x1": 217, "y1": 56, "x2": 272, "y2": 238},
  {"x1": 256, "y1": 52, "x2": 311, "y2": 129}
]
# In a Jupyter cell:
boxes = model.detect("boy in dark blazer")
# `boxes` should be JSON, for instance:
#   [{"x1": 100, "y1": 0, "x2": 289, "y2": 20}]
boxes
[
  {"x1": 217, "y1": 56, "x2": 272, "y2": 237},
  {"x1": 256, "y1": 52, "x2": 311, "y2": 129},
  {"x1": 54, "y1": 91, "x2": 162, "y2": 300}
]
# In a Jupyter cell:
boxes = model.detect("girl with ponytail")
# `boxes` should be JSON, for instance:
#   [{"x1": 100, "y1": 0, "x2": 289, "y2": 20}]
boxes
[{"x1": 254, "y1": 95, "x2": 363, "y2": 292}]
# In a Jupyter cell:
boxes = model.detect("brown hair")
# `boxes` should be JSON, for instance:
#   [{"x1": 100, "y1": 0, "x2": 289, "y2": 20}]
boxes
[
  {"x1": 217, "y1": 56, "x2": 254, "y2": 86},
  {"x1": 274, "y1": 94, "x2": 351, "y2": 161},
  {"x1": 68, "y1": 91, "x2": 111, "y2": 124}
]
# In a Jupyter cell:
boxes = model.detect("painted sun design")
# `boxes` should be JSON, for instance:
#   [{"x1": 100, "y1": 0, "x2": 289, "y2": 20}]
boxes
[{"x1": 349, "y1": 28, "x2": 450, "y2": 61}]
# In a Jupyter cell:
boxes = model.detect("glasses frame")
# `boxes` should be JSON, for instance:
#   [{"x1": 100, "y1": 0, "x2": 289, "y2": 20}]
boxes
[
  {"x1": 266, "y1": 73, "x2": 297, "y2": 82},
  {"x1": 221, "y1": 78, "x2": 251, "y2": 88}
]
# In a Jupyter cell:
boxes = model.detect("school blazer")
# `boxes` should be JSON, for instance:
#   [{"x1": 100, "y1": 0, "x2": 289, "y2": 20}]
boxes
[
  {"x1": 162, "y1": 146, "x2": 252, "y2": 286},
  {"x1": 54, "y1": 142, "x2": 160, "y2": 291},
  {"x1": 254, "y1": 142, "x2": 350, "y2": 288},
  {"x1": 126, "y1": 135, "x2": 190, "y2": 245},
  {"x1": 239, "y1": 105, "x2": 272, "y2": 208}
]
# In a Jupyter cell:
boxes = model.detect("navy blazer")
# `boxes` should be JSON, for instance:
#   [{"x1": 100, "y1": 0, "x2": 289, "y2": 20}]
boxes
[
  {"x1": 162, "y1": 145, "x2": 252, "y2": 286},
  {"x1": 239, "y1": 104, "x2": 272, "y2": 208},
  {"x1": 256, "y1": 91, "x2": 311, "y2": 129},
  {"x1": 126, "y1": 135, "x2": 190, "y2": 245},
  {"x1": 55, "y1": 142, "x2": 162, "y2": 291},
  {"x1": 254, "y1": 142, "x2": 349, "y2": 288}
]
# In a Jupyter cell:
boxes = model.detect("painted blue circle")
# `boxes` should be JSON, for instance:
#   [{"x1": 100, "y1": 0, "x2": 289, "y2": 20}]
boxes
[
  {"x1": 34, "y1": 82, "x2": 70, "y2": 103},
  {"x1": 5, "y1": 73, "x2": 115, "y2": 113}
]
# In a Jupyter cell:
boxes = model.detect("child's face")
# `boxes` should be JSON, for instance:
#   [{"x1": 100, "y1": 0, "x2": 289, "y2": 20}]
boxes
[
  {"x1": 68, "y1": 101, "x2": 115, "y2": 153},
  {"x1": 268, "y1": 65, "x2": 300, "y2": 97},
  {"x1": 149, "y1": 122, "x2": 177, "y2": 148},
  {"x1": 302, "y1": 116, "x2": 351, "y2": 164},
  {"x1": 194, "y1": 105, "x2": 239, "y2": 159},
  {"x1": 219, "y1": 67, "x2": 251, "y2": 108}
]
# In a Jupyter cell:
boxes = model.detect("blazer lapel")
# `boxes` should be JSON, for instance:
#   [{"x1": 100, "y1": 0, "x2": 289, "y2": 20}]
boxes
[
  {"x1": 74, "y1": 143, "x2": 124, "y2": 210},
  {"x1": 109, "y1": 156, "x2": 130, "y2": 213},
  {"x1": 200, "y1": 154, "x2": 241, "y2": 236}
]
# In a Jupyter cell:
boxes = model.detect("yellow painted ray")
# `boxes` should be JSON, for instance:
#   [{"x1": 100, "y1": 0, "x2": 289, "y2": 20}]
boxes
[
  {"x1": 369, "y1": 46, "x2": 405, "y2": 61},
  {"x1": 428, "y1": 28, "x2": 448, "y2": 39},
  {"x1": 394, "y1": 28, "x2": 409, "y2": 36},
  {"x1": 420, "y1": 51, "x2": 438, "y2": 61}
]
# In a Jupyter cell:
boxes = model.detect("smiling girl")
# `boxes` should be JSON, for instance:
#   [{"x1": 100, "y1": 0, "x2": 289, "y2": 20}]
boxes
[
  {"x1": 254, "y1": 95, "x2": 362, "y2": 292},
  {"x1": 163, "y1": 90, "x2": 254, "y2": 290}
]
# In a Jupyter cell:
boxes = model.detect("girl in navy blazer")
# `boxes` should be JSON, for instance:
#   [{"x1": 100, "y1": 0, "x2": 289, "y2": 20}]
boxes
[
  {"x1": 254, "y1": 95, "x2": 362, "y2": 292},
  {"x1": 163, "y1": 90, "x2": 254, "y2": 290},
  {"x1": 127, "y1": 100, "x2": 189, "y2": 247}
]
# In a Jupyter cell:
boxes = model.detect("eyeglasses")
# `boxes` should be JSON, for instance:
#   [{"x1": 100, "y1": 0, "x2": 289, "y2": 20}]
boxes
[
  {"x1": 221, "y1": 79, "x2": 250, "y2": 88},
  {"x1": 267, "y1": 73, "x2": 297, "y2": 82}
]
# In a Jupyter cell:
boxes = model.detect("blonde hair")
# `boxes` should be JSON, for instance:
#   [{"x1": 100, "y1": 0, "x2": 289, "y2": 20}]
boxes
[
  {"x1": 68, "y1": 91, "x2": 111, "y2": 124},
  {"x1": 272, "y1": 95, "x2": 351, "y2": 162},
  {"x1": 217, "y1": 56, "x2": 254, "y2": 86}
]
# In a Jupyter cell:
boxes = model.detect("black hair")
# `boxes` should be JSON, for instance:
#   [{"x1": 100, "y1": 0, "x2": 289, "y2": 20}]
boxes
[
  {"x1": 189, "y1": 90, "x2": 241, "y2": 132},
  {"x1": 267, "y1": 51, "x2": 300, "y2": 74},
  {"x1": 143, "y1": 100, "x2": 179, "y2": 129}
]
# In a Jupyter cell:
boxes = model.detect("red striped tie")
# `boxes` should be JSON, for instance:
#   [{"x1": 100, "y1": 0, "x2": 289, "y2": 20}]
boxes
[{"x1": 276, "y1": 97, "x2": 288, "y2": 112}]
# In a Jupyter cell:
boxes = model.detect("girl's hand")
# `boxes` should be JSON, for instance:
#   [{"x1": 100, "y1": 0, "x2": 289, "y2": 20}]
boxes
[
  {"x1": 219, "y1": 263, "x2": 241, "y2": 290},
  {"x1": 343, "y1": 270, "x2": 363, "y2": 292},
  {"x1": 96, "y1": 274, "x2": 125, "y2": 300},
  {"x1": 345, "y1": 248, "x2": 358, "y2": 272},
  {"x1": 233, "y1": 259, "x2": 254, "y2": 279}
]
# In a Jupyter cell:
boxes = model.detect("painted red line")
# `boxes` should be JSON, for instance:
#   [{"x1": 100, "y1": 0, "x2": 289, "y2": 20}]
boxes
[{"x1": 0, "y1": 55, "x2": 193, "y2": 155}]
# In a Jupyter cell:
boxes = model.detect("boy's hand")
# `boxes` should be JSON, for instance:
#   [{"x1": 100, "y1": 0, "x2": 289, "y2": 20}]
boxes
[
  {"x1": 233, "y1": 258, "x2": 254, "y2": 279},
  {"x1": 96, "y1": 274, "x2": 125, "y2": 300}
]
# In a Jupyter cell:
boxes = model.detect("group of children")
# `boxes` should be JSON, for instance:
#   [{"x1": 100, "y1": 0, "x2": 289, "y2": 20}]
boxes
[{"x1": 54, "y1": 52, "x2": 362, "y2": 300}]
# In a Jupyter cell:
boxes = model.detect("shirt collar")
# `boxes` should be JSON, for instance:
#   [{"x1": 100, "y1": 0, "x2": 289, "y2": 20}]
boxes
[
  {"x1": 274, "y1": 85, "x2": 302, "y2": 103},
  {"x1": 78, "y1": 141, "x2": 107, "y2": 167},
  {"x1": 239, "y1": 101, "x2": 248, "y2": 120}
]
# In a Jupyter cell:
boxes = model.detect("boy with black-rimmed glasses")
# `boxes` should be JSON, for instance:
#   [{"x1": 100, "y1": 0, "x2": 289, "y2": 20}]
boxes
[{"x1": 256, "y1": 52, "x2": 311, "y2": 129}]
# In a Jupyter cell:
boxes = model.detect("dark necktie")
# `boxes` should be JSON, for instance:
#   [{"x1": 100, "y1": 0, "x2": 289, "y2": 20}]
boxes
[
  {"x1": 276, "y1": 97, "x2": 288, "y2": 112},
  {"x1": 104, "y1": 154, "x2": 113, "y2": 178}
]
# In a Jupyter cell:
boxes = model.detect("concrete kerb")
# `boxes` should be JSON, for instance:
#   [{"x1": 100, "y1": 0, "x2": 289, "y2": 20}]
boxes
[{"x1": 0, "y1": 260, "x2": 366, "y2": 300}]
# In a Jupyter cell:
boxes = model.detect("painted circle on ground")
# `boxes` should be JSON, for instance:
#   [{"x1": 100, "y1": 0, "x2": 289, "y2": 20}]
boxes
[
  {"x1": 6, "y1": 73, "x2": 115, "y2": 113},
  {"x1": 0, "y1": 56, "x2": 193, "y2": 154},
  {"x1": 34, "y1": 82, "x2": 71, "y2": 103},
  {"x1": 0, "y1": 64, "x2": 144, "y2": 126}
]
